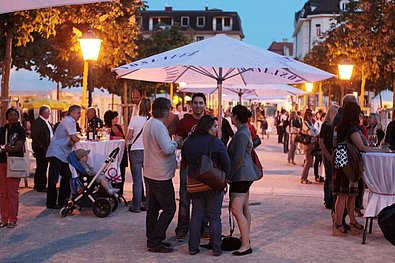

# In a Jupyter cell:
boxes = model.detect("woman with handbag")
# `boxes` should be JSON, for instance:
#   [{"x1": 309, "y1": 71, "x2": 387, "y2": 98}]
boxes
[
  {"x1": 300, "y1": 109, "x2": 318, "y2": 184},
  {"x1": 103, "y1": 110, "x2": 128, "y2": 196},
  {"x1": 126, "y1": 98, "x2": 151, "y2": 213},
  {"x1": 182, "y1": 115, "x2": 230, "y2": 256},
  {"x1": 0, "y1": 108, "x2": 26, "y2": 228},
  {"x1": 332, "y1": 102, "x2": 388, "y2": 236},
  {"x1": 228, "y1": 105, "x2": 262, "y2": 256}
]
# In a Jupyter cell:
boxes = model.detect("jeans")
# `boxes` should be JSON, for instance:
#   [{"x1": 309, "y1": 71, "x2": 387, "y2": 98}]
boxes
[
  {"x1": 278, "y1": 126, "x2": 284, "y2": 143},
  {"x1": 283, "y1": 132, "x2": 289, "y2": 152},
  {"x1": 314, "y1": 155, "x2": 322, "y2": 177},
  {"x1": 323, "y1": 156, "x2": 333, "y2": 206},
  {"x1": 145, "y1": 177, "x2": 176, "y2": 248},
  {"x1": 47, "y1": 157, "x2": 72, "y2": 207},
  {"x1": 0, "y1": 163, "x2": 20, "y2": 223},
  {"x1": 130, "y1": 150, "x2": 148, "y2": 211},
  {"x1": 189, "y1": 190, "x2": 224, "y2": 254},
  {"x1": 288, "y1": 134, "x2": 297, "y2": 162},
  {"x1": 175, "y1": 168, "x2": 190, "y2": 237},
  {"x1": 301, "y1": 143, "x2": 313, "y2": 180}
]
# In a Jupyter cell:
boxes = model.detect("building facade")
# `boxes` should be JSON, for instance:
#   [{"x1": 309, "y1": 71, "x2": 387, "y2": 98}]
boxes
[
  {"x1": 140, "y1": 6, "x2": 244, "y2": 41},
  {"x1": 293, "y1": 0, "x2": 356, "y2": 60},
  {"x1": 268, "y1": 40, "x2": 294, "y2": 57}
]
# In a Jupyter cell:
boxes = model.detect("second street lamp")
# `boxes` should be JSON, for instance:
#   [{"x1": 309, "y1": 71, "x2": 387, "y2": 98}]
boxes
[
  {"x1": 337, "y1": 63, "x2": 354, "y2": 106},
  {"x1": 305, "y1": 82, "x2": 313, "y2": 109},
  {"x1": 78, "y1": 28, "x2": 102, "y2": 129}
]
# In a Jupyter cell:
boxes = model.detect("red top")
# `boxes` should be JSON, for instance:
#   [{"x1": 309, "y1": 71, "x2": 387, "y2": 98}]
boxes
[
  {"x1": 109, "y1": 124, "x2": 125, "y2": 140},
  {"x1": 176, "y1": 114, "x2": 200, "y2": 168},
  {"x1": 248, "y1": 123, "x2": 258, "y2": 140}
]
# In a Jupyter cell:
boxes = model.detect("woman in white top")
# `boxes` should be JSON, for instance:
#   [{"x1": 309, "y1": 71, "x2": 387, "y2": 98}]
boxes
[{"x1": 127, "y1": 98, "x2": 151, "y2": 213}]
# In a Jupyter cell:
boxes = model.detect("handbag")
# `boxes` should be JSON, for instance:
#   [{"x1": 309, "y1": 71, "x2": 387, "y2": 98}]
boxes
[
  {"x1": 296, "y1": 132, "x2": 312, "y2": 145},
  {"x1": 252, "y1": 136, "x2": 261, "y2": 148},
  {"x1": 251, "y1": 148, "x2": 263, "y2": 179},
  {"x1": 7, "y1": 156, "x2": 28, "y2": 178},
  {"x1": 221, "y1": 198, "x2": 242, "y2": 251},
  {"x1": 194, "y1": 137, "x2": 226, "y2": 191},
  {"x1": 5, "y1": 130, "x2": 28, "y2": 178}
]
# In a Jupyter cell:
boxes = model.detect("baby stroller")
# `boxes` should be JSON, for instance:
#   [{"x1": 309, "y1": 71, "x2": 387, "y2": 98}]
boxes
[{"x1": 60, "y1": 147, "x2": 124, "y2": 218}]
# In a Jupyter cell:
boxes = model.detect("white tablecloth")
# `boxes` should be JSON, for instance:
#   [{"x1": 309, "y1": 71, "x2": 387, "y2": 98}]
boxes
[
  {"x1": 73, "y1": 139, "x2": 125, "y2": 175},
  {"x1": 362, "y1": 152, "x2": 395, "y2": 217}
]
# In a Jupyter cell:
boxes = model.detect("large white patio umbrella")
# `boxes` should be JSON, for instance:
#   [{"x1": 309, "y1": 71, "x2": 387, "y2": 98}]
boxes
[
  {"x1": 0, "y1": 0, "x2": 114, "y2": 14},
  {"x1": 113, "y1": 34, "x2": 334, "y2": 136}
]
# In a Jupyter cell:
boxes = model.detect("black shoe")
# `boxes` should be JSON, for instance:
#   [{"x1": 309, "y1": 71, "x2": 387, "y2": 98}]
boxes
[
  {"x1": 140, "y1": 206, "x2": 148, "y2": 211},
  {"x1": 36, "y1": 188, "x2": 47, "y2": 192},
  {"x1": 160, "y1": 241, "x2": 171, "y2": 247},
  {"x1": 189, "y1": 250, "x2": 199, "y2": 255},
  {"x1": 148, "y1": 245, "x2": 174, "y2": 253},
  {"x1": 47, "y1": 205, "x2": 62, "y2": 209},
  {"x1": 343, "y1": 223, "x2": 351, "y2": 232},
  {"x1": 232, "y1": 247, "x2": 252, "y2": 256},
  {"x1": 128, "y1": 207, "x2": 141, "y2": 213}
]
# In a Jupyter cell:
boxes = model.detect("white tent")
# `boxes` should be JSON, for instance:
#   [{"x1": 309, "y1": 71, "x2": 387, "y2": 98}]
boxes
[{"x1": 0, "y1": 0, "x2": 113, "y2": 14}]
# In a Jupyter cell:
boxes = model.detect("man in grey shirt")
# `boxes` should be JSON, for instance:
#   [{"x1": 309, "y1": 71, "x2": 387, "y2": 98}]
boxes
[
  {"x1": 46, "y1": 105, "x2": 81, "y2": 209},
  {"x1": 143, "y1": 98, "x2": 178, "y2": 253}
]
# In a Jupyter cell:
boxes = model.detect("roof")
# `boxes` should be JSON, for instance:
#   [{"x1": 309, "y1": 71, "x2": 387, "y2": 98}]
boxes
[
  {"x1": 268, "y1": 42, "x2": 294, "y2": 56},
  {"x1": 295, "y1": 0, "x2": 341, "y2": 21}
]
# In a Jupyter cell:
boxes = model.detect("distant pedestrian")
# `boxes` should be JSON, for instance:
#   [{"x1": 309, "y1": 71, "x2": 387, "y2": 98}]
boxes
[{"x1": 300, "y1": 109, "x2": 318, "y2": 184}]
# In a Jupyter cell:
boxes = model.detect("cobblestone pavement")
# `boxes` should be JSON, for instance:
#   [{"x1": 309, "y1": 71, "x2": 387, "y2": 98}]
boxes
[{"x1": 1, "y1": 136, "x2": 394, "y2": 263}]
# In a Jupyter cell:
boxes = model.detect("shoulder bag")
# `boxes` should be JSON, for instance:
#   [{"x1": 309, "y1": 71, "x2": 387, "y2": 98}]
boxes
[
  {"x1": 194, "y1": 137, "x2": 227, "y2": 191},
  {"x1": 221, "y1": 198, "x2": 242, "y2": 251},
  {"x1": 5, "y1": 130, "x2": 28, "y2": 178},
  {"x1": 251, "y1": 148, "x2": 263, "y2": 179}
]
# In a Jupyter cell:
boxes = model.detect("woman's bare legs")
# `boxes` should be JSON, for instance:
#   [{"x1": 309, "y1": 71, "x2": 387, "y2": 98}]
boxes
[{"x1": 231, "y1": 192, "x2": 250, "y2": 251}]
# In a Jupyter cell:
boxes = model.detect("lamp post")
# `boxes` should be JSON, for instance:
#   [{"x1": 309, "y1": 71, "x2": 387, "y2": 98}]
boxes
[
  {"x1": 78, "y1": 28, "x2": 102, "y2": 129},
  {"x1": 305, "y1": 82, "x2": 313, "y2": 109},
  {"x1": 338, "y1": 63, "x2": 354, "y2": 106}
]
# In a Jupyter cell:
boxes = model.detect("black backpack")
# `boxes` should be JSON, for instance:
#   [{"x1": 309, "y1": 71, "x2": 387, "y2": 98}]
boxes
[{"x1": 378, "y1": 203, "x2": 395, "y2": 246}]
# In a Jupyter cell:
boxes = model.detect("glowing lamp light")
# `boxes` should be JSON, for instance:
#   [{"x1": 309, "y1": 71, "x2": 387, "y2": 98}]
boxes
[
  {"x1": 338, "y1": 64, "x2": 354, "y2": 80},
  {"x1": 185, "y1": 95, "x2": 192, "y2": 102},
  {"x1": 78, "y1": 30, "x2": 102, "y2": 61},
  {"x1": 305, "y1": 83, "x2": 313, "y2": 93}
]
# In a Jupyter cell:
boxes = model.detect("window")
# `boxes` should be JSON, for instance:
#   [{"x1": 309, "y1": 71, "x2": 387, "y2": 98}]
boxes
[
  {"x1": 224, "y1": 17, "x2": 231, "y2": 27},
  {"x1": 181, "y1": 16, "x2": 189, "y2": 27},
  {"x1": 316, "y1": 24, "x2": 321, "y2": 36},
  {"x1": 196, "y1": 36, "x2": 204, "y2": 41},
  {"x1": 151, "y1": 17, "x2": 173, "y2": 30},
  {"x1": 197, "y1": 16, "x2": 205, "y2": 27}
]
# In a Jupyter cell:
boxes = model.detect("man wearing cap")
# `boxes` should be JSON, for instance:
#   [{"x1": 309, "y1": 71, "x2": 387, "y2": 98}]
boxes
[{"x1": 46, "y1": 105, "x2": 81, "y2": 209}]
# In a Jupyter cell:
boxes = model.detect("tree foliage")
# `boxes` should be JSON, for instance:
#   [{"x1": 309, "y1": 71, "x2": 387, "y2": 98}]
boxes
[{"x1": 303, "y1": 0, "x2": 395, "y2": 102}]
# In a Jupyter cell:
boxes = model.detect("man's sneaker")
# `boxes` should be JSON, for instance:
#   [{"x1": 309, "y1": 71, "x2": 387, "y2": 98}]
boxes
[{"x1": 148, "y1": 245, "x2": 174, "y2": 253}]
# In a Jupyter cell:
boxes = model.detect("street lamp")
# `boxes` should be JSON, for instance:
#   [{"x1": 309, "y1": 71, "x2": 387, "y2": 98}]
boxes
[
  {"x1": 338, "y1": 63, "x2": 354, "y2": 106},
  {"x1": 305, "y1": 82, "x2": 313, "y2": 109},
  {"x1": 78, "y1": 28, "x2": 102, "y2": 129}
]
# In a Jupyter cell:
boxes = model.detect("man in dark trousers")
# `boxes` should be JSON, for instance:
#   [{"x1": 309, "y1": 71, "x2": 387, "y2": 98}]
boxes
[{"x1": 31, "y1": 106, "x2": 53, "y2": 192}]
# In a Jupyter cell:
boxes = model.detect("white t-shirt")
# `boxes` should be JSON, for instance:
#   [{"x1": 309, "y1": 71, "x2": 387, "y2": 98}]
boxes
[{"x1": 128, "y1": 116, "x2": 149, "y2": 151}]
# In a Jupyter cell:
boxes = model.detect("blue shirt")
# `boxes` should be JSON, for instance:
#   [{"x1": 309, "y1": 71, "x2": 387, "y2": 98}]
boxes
[{"x1": 46, "y1": 116, "x2": 77, "y2": 163}]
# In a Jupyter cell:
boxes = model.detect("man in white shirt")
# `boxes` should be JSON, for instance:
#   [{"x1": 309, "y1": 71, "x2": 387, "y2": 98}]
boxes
[
  {"x1": 31, "y1": 106, "x2": 53, "y2": 192},
  {"x1": 143, "y1": 98, "x2": 179, "y2": 253}
]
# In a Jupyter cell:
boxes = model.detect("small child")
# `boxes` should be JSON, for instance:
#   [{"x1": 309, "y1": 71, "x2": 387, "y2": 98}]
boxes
[{"x1": 74, "y1": 149, "x2": 119, "y2": 195}]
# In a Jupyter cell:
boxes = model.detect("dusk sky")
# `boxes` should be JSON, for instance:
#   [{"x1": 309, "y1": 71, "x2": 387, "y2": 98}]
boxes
[{"x1": 11, "y1": 0, "x2": 308, "y2": 90}]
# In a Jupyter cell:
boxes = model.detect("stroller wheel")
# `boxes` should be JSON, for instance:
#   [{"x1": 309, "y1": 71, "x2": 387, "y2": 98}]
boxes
[
  {"x1": 92, "y1": 198, "x2": 112, "y2": 218},
  {"x1": 60, "y1": 208, "x2": 69, "y2": 218},
  {"x1": 108, "y1": 196, "x2": 119, "y2": 212}
]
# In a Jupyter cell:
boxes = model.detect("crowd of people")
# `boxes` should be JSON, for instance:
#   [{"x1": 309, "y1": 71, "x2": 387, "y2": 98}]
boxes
[{"x1": 0, "y1": 90, "x2": 394, "y2": 254}]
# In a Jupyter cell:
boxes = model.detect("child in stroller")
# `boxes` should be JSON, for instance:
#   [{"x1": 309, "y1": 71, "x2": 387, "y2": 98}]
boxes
[
  {"x1": 60, "y1": 147, "x2": 121, "y2": 218},
  {"x1": 73, "y1": 149, "x2": 119, "y2": 195}
]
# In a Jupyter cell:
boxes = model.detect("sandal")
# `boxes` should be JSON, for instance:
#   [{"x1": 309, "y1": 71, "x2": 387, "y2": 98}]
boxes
[
  {"x1": 350, "y1": 222, "x2": 364, "y2": 235},
  {"x1": 333, "y1": 224, "x2": 347, "y2": 237},
  {"x1": 0, "y1": 222, "x2": 8, "y2": 228},
  {"x1": 301, "y1": 179, "x2": 312, "y2": 184}
]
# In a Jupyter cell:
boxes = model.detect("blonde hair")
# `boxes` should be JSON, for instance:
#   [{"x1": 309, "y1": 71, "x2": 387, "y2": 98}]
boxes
[{"x1": 324, "y1": 105, "x2": 339, "y2": 124}]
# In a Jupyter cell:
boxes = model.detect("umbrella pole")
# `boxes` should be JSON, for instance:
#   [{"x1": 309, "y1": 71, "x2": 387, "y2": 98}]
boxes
[{"x1": 217, "y1": 68, "x2": 223, "y2": 139}]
